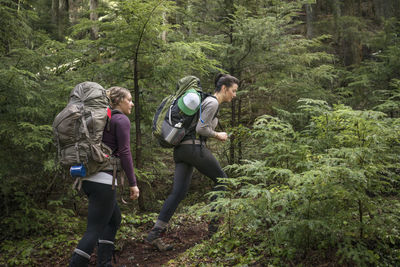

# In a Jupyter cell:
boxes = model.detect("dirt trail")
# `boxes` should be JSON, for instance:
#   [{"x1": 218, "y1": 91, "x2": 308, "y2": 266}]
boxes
[{"x1": 89, "y1": 221, "x2": 208, "y2": 267}]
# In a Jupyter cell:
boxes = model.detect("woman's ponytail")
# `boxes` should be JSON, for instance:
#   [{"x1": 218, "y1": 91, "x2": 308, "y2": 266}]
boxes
[{"x1": 214, "y1": 73, "x2": 239, "y2": 92}]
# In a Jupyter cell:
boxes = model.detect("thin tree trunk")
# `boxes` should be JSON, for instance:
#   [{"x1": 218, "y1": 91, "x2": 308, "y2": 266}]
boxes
[
  {"x1": 224, "y1": 0, "x2": 236, "y2": 165},
  {"x1": 373, "y1": 0, "x2": 395, "y2": 19},
  {"x1": 90, "y1": 0, "x2": 98, "y2": 40},
  {"x1": 133, "y1": 65, "x2": 141, "y2": 168},
  {"x1": 332, "y1": 0, "x2": 341, "y2": 32},
  {"x1": 229, "y1": 99, "x2": 236, "y2": 165},
  {"x1": 58, "y1": 0, "x2": 69, "y2": 40},
  {"x1": 305, "y1": 4, "x2": 314, "y2": 39},
  {"x1": 68, "y1": 0, "x2": 80, "y2": 24},
  {"x1": 359, "y1": 199, "x2": 363, "y2": 238},
  {"x1": 132, "y1": 1, "x2": 165, "y2": 211},
  {"x1": 238, "y1": 98, "x2": 242, "y2": 164},
  {"x1": 51, "y1": 0, "x2": 58, "y2": 29},
  {"x1": 133, "y1": 58, "x2": 145, "y2": 210}
]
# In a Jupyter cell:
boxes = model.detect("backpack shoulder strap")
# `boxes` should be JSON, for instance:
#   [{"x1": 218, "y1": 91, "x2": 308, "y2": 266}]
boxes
[
  {"x1": 106, "y1": 108, "x2": 124, "y2": 132},
  {"x1": 198, "y1": 93, "x2": 218, "y2": 123}
]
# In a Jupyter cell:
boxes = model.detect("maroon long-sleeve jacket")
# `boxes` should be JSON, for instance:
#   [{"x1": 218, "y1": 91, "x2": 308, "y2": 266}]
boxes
[{"x1": 102, "y1": 112, "x2": 137, "y2": 187}]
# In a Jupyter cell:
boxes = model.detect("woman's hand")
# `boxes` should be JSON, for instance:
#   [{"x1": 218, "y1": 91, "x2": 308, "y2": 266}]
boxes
[
  {"x1": 215, "y1": 132, "x2": 228, "y2": 141},
  {"x1": 129, "y1": 186, "x2": 140, "y2": 200}
]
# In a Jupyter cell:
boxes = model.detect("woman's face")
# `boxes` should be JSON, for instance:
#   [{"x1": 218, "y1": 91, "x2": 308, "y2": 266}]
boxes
[
  {"x1": 116, "y1": 93, "x2": 134, "y2": 115},
  {"x1": 222, "y1": 83, "x2": 238, "y2": 103}
]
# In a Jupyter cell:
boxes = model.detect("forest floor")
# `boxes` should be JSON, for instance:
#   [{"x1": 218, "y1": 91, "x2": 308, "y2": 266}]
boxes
[
  {"x1": 32, "y1": 210, "x2": 209, "y2": 267},
  {"x1": 105, "y1": 219, "x2": 208, "y2": 267}
]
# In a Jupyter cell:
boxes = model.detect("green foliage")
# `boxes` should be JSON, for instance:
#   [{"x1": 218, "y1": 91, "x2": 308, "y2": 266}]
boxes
[
  {"x1": 0, "y1": 201, "x2": 81, "y2": 266},
  {"x1": 116, "y1": 213, "x2": 157, "y2": 245},
  {"x1": 1, "y1": 0, "x2": 400, "y2": 266},
  {"x1": 0, "y1": 1, "x2": 75, "y2": 242},
  {"x1": 340, "y1": 18, "x2": 400, "y2": 111},
  {"x1": 374, "y1": 78, "x2": 400, "y2": 117},
  {"x1": 186, "y1": 101, "x2": 400, "y2": 266}
]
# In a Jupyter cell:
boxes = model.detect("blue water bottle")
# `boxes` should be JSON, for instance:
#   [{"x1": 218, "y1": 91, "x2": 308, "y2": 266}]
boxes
[{"x1": 70, "y1": 163, "x2": 87, "y2": 178}]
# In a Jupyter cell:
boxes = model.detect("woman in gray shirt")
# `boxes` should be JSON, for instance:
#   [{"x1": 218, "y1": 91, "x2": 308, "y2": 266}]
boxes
[{"x1": 145, "y1": 74, "x2": 239, "y2": 251}]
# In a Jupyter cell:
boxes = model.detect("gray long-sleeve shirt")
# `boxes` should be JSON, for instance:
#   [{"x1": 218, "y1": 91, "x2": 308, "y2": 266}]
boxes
[{"x1": 196, "y1": 96, "x2": 219, "y2": 138}]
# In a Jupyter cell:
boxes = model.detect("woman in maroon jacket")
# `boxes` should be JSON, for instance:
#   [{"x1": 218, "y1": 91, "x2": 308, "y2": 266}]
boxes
[{"x1": 69, "y1": 86, "x2": 139, "y2": 267}]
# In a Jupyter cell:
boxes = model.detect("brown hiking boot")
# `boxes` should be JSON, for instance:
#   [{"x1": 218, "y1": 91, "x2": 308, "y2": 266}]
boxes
[{"x1": 145, "y1": 227, "x2": 173, "y2": 251}]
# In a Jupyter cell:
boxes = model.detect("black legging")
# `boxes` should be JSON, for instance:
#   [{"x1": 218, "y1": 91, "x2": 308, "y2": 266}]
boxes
[
  {"x1": 76, "y1": 181, "x2": 121, "y2": 255},
  {"x1": 158, "y1": 144, "x2": 227, "y2": 223}
]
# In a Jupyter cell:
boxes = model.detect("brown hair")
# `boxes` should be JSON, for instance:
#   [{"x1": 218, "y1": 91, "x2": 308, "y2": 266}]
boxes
[
  {"x1": 106, "y1": 86, "x2": 131, "y2": 108},
  {"x1": 214, "y1": 73, "x2": 239, "y2": 92}
]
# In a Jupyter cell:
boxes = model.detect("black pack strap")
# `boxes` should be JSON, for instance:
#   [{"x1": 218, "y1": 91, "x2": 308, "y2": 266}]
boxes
[
  {"x1": 109, "y1": 157, "x2": 128, "y2": 205},
  {"x1": 105, "y1": 108, "x2": 123, "y2": 132},
  {"x1": 120, "y1": 171, "x2": 127, "y2": 204},
  {"x1": 169, "y1": 102, "x2": 174, "y2": 125},
  {"x1": 112, "y1": 159, "x2": 117, "y2": 190},
  {"x1": 106, "y1": 115, "x2": 111, "y2": 132}
]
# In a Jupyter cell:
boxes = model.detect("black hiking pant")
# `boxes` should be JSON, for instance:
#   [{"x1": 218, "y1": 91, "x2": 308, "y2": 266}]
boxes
[
  {"x1": 158, "y1": 144, "x2": 227, "y2": 223},
  {"x1": 75, "y1": 181, "x2": 121, "y2": 256}
]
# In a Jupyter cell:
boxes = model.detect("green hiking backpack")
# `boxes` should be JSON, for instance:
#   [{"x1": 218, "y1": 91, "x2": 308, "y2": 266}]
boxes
[
  {"x1": 53, "y1": 82, "x2": 118, "y2": 184},
  {"x1": 152, "y1": 75, "x2": 207, "y2": 148}
]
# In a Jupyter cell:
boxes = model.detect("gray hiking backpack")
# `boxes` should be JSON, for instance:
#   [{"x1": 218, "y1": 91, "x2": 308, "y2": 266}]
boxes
[
  {"x1": 152, "y1": 76, "x2": 207, "y2": 148},
  {"x1": 53, "y1": 82, "x2": 118, "y2": 184}
]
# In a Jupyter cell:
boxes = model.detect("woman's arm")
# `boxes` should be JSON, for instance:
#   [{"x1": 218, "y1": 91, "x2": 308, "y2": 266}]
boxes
[
  {"x1": 114, "y1": 115, "x2": 137, "y2": 187},
  {"x1": 196, "y1": 97, "x2": 228, "y2": 141},
  {"x1": 196, "y1": 98, "x2": 219, "y2": 138}
]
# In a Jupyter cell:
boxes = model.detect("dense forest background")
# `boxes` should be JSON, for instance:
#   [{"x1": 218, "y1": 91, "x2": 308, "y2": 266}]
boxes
[{"x1": 1, "y1": 0, "x2": 399, "y2": 266}]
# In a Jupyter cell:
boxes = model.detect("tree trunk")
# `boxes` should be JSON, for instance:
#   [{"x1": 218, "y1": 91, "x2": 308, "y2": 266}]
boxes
[
  {"x1": 133, "y1": 58, "x2": 145, "y2": 211},
  {"x1": 68, "y1": 0, "x2": 80, "y2": 25},
  {"x1": 51, "y1": 0, "x2": 58, "y2": 29},
  {"x1": 305, "y1": 4, "x2": 314, "y2": 39},
  {"x1": 332, "y1": 0, "x2": 341, "y2": 31},
  {"x1": 90, "y1": 0, "x2": 98, "y2": 40},
  {"x1": 373, "y1": 0, "x2": 395, "y2": 19},
  {"x1": 131, "y1": 1, "x2": 167, "y2": 210},
  {"x1": 229, "y1": 99, "x2": 236, "y2": 165},
  {"x1": 238, "y1": 98, "x2": 242, "y2": 164},
  {"x1": 57, "y1": 0, "x2": 69, "y2": 41},
  {"x1": 225, "y1": 0, "x2": 236, "y2": 165}
]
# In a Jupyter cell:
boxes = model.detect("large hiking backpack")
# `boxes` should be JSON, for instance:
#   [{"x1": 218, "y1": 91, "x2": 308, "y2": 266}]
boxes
[
  {"x1": 53, "y1": 82, "x2": 115, "y2": 178},
  {"x1": 152, "y1": 75, "x2": 208, "y2": 148}
]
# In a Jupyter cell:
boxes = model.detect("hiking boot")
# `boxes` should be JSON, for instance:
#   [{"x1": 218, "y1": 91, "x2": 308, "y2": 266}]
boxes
[
  {"x1": 145, "y1": 227, "x2": 173, "y2": 251},
  {"x1": 97, "y1": 240, "x2": 114, "y2": 267},
  {"x1": 69, "y1": 249, "x2": 90, "y2": 267}
]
